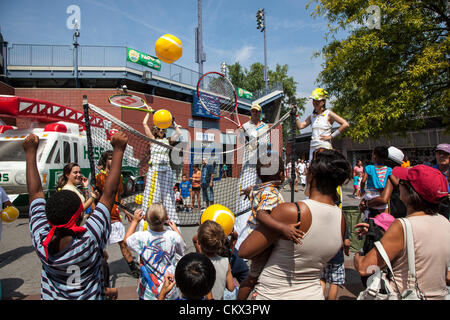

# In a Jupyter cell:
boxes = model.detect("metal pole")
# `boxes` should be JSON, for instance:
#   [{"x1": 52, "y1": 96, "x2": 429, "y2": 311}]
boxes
[
  {"x1": 290, "y1": 108, "x2": 297, "y2": 203},
  {"x1": 263, "y1": 14, "x2": 268, "y2": 94},
  {"x1": 74, "y1": 42, "x2": 79, "y2": 88},
  {"x1": 197, "y1": 0, "x2": 204, "y2": 75},
  {"x1": 73, "y1": 26, "x2": 80, "y2": 88}
]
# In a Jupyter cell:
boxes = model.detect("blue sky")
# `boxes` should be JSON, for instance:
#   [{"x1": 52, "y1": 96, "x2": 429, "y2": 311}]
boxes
[{"x1": 0, "y1": 0, "x2": 341, "y2": 115}]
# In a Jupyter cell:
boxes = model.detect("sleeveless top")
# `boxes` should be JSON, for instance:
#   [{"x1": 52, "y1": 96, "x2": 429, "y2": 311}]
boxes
[
  {"x1": 62, "y1": 184, "x2": 85, "y2": 203},
  {"x1": 209, "y1": 255, "x2": 229, "y2": 300},
  {"x1": 149, "y1": 138, "x2": 171, "y2": 168},
  {"x1": 310, "y1": 109, "x2": 332, "y2": 149},
  {"x1": 253, "y1": 199, "x2": 343, "y2": 300},
  {"x1": 389, "y1": 215, "x2": 450, "y2": 300}
]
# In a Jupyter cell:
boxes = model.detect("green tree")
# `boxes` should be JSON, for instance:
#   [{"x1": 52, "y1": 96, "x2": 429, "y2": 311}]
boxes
[
  {"x1": 307, "y1": 0, "x2": 449, "y2": 141},
  {"x1": 227, "y1": 62, "x2": 306, "y2": 109},
  {"x1": 227, "y1": 62, "x2": 307, "y2": 140}
]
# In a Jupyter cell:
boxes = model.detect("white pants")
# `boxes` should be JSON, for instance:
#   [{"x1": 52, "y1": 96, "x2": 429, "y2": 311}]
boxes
[
  {"x1": 140, "y1": 166, "x2": 179, "y2": 230},
  {"x1": 235, "y1": 163, "x2": 261, "y2": 216}
]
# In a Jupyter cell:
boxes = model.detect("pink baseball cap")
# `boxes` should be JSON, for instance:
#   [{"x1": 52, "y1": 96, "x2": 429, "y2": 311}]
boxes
[
  {"x1": 370, "y1": 212, "x2": 395, "y2": 231},
  {"x1": 393, "y1": 164, "x2": 449, "y2": 204}
]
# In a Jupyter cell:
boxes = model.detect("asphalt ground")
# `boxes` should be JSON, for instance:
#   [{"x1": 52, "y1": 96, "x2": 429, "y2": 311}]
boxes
[{"x1": 0, "y1": 182, "x2": 365, "y2": 300}]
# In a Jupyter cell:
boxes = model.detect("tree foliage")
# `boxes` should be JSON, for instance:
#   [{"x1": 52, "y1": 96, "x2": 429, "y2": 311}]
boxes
[
  {"x1": 307, "y1": 0, "x2": 449, "y2": 141},
  {"x1": 227, "y1": 62, "x2": 307, "y2": 140},
  {"x1": 227, "y1": 62, "x2": 306, "y2": 109}
]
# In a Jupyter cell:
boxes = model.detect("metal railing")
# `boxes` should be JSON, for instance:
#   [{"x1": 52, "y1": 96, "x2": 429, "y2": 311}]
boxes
[{"x1": 7, "y1": 43, "x2": 283, "y2": 100}]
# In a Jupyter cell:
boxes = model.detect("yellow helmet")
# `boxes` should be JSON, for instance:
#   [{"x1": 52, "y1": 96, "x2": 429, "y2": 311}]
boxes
[{"x1": 309, "y1": 88, "x2": 329, "y2": 100}]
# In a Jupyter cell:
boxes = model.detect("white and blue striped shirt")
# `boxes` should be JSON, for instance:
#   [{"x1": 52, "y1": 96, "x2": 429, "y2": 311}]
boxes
[{"x1": 29, "y1": 198, "x2": 110, "y2": 300}]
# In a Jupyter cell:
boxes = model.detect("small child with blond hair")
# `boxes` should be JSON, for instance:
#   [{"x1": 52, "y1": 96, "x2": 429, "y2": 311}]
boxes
[{"x1": 124, "y1": 203, "x2": 185, "y2": 300}]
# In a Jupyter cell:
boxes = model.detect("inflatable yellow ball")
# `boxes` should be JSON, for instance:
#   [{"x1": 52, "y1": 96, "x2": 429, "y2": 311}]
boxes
[
  {"x1": 135, "y1": 194, "x2": 143, "y2": 205},
  {"x1": 155, "y1": 34, "x2": 182, "y2": 64},
  {"x1": 153, "y1": 109, "x2": 173, "y2": 129},
  {"x1": 1, "y1": 206, "x2": 19, "y2": 223},
  {"x1": 201, "y1": 204, "x2": 235, "y2": 236}
]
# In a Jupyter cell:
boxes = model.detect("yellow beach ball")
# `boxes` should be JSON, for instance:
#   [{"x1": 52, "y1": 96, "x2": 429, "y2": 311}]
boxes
[
  {"x1": 1, "y1": 206, "x2": 19, "y2": 223},
  {"x1": 201, "y1": 204, "x2": 235, "y2": 236},
  {"x1": 155, "y1": 34, "x2": 182, "y2": 64},
  {"x1": 153, "y1": 109, "x2": 173, "y2": 129}
]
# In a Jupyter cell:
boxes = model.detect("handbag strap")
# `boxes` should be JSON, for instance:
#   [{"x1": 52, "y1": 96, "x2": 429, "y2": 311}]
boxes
[
  {"x1": 374, "y1": 241, "x2": 395, "y2": 275},
  {"x1": 399, "y1": 218, "x2": 416, "y2": 279},
  {"x1": 399, "y1": 217, "x2": 425, "y2": 300},
  {"x1": 374, "y1": 241, "x2": 402, "y2": 296}
]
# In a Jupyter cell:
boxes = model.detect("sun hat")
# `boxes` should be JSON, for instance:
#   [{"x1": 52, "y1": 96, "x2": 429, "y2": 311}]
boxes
[
  {"x1": 392, "y1": 164, "x2": 448, "y2": 204},
  {"x1": 370, "y1": 212, "x2": 395, "y2": 232},
  {"x1": 309, "y1": 88, "x2": 329, "y2": 100}
]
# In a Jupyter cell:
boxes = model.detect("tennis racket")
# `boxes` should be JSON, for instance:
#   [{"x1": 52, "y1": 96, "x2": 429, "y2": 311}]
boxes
[
  {"x1": 196, "y1": 71, "x2": 241, "y2": 128},
  {"x1": 109, "y1": 94, "x2": 155, "y2": 114}
]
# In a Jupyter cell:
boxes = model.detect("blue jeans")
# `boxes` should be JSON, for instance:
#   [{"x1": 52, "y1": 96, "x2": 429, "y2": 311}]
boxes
[{"x1": 201, "y1": 184, "x2": 214, "y2": 203}]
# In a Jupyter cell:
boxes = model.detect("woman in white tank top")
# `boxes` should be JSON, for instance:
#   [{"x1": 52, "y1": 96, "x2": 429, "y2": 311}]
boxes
[
  {"x1": 294, "y1": 88, "x2": 349, "y2": 161},
  {"x1": 354, "y1": 165, "x2": 450, "y2": 300},
  {"x1": 238, "y1": 149, "x2": 352, "y2": 299}
]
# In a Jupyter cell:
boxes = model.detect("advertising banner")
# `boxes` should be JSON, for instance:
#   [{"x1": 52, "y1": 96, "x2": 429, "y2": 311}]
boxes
[{"x1": 127, "y1": 48, "x2": 161, "y2": 71}]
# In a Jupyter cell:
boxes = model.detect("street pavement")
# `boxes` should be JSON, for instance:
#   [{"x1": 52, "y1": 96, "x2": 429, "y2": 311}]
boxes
[{"x1": 0, "y1": 182, "x2": 365, "y2": 300}]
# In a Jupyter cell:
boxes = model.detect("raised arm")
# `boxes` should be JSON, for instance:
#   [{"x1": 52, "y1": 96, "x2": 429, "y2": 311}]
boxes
[
  {"x1": 99, "y1": 131, "x2": 128, "y2": 213},
  {"x1": 22, "y1": 134, "x2": 44, "y2": 204},
  {"x1": 295, "y1": 114, "x2": 311, "y2": 130},
  {"x1": 169, "y1": 121, "x2": 182, "y2": 144},
  {"x1": 142, "y1": 110, "x2": 155, "y2": 139}
]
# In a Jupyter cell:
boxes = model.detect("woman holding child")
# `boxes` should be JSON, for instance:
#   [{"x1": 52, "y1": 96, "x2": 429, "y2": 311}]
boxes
[{"x1": 239, "y1": 149, "x2": 352, "y2": 299}]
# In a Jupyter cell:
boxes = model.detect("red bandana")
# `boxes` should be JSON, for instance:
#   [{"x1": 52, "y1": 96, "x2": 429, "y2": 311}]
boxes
[{"x1": 42, "y1": 202, "x2": 87, "y2": 261}]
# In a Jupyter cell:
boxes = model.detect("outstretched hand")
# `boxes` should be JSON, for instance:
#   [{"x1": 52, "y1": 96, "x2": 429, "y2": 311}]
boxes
[
  {"x1": 133, "y1": 209, "x2": 144, "y2": 222},
  {"x1": 168, "y1": 220, "x2": 181, "y2": 236},
  {"x1": 240, "y1": 186, "x2": 253, "y2": 200},
  {"x1": 355, "y1": 222, "x2": 370, "y2": 237}
]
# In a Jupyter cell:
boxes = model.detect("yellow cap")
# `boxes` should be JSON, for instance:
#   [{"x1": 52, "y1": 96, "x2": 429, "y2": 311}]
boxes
[
  {"x1": 251, "y1": 103, "x2": 261, "y2": 112},
  {"x1": 309, "y1": 88, "x2": 328, "y2": 100}
]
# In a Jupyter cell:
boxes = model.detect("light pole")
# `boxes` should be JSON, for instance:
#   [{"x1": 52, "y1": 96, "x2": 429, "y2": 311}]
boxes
[
  {"x1": 73, "y1": 19, "x2": 80, "y2": 88},
  {"x1": 220, "y1": 61, "x2": 227, "y2": 77},
  {"x1": 196, "y1": 0, "x2": 206, "y2": 75},
  {"x1": 256, "y1": 8, "x2": 268, "y2": 94}
]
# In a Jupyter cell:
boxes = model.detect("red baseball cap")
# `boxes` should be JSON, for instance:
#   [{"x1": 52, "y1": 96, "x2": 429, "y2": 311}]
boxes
[{"x1": 393, "y1": 164, "x2": 449, "y2": 204}]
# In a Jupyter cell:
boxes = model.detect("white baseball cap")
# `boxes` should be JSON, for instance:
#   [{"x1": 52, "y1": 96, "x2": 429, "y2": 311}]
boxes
[{"x1": 388, "y1": 146, "x2": 404, "y2": 165}]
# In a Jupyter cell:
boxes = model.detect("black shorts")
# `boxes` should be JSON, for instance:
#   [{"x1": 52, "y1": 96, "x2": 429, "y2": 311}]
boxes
[{"x1": 192, "y1": 186, "x2": 201, "y2": 192}]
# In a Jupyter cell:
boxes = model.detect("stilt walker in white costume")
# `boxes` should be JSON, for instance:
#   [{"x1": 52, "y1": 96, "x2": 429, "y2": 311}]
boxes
[
  {"x1": 294, "y1": 88, "x2": 349, "y2": 161},
  {"x1": 294, "y1": 88, "x2": 349, "y2": 204},
  {"x1": 234, "y1": 103, "x2": 270, "y2": 250},
  {"x1": 140, "y1": 106, "x2": 182, "y2": 229}
]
